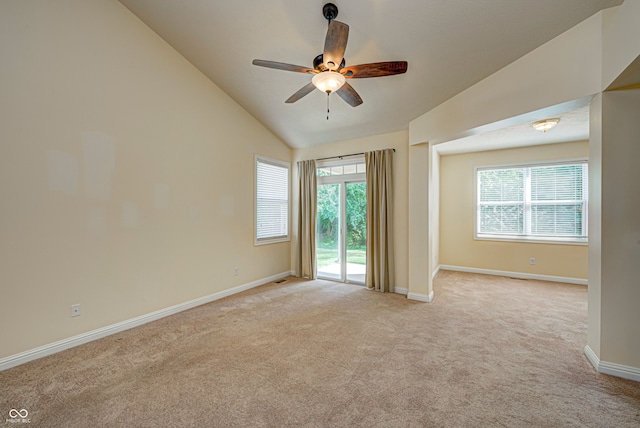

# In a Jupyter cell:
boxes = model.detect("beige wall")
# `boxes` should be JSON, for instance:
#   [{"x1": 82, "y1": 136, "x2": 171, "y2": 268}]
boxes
[
  {"x1": 598, "y1": 89, "x2": 640, "y2": 369},
  {"x1": 439, "y1": 141, "x2": 589, "y2": 279},
  {"x1": 602, "y1": 1, "x2": 640, "y2": 89},
  {"x1": 409, "y1": 9, "x2": 603, "y2": 146},
  {"x1": 291, "y1": 131, "x2": 409, "y2": 289},
  {"x1": 0, "y1": 0, "x2": 291, "y2": 359},
  {"x1": 407, "y1": 143, "x2": 433, "y2": 300}
]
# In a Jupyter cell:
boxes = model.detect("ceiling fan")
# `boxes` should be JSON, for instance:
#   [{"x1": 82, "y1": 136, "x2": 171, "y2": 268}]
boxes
[{"x1": 252, "y1": 3, "x2": 408, "y2": 109}]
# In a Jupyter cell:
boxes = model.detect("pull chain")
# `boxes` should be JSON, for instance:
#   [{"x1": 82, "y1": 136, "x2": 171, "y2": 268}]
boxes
[{"x1": 326, "y1": 91, "x2": 330, "y2": 120}]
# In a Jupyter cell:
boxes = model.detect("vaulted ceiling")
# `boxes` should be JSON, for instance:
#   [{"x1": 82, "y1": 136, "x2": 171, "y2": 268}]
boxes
[{"x1": 119, "y1": 0, "x2": 622, "y2": 149}]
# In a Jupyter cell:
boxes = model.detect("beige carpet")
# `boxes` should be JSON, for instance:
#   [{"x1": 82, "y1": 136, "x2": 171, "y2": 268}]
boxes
[{"x1": 1, "y1": 271, "x2": 639, "y2": 427}]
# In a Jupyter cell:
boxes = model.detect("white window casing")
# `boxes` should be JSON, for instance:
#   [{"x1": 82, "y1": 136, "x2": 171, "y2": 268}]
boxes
[
  {"x1": 475, "y1": 160, "x2": 588, "y2": 245},
  {"x1": 255, "y1": 155, "x2": 290, "y2": 245}
]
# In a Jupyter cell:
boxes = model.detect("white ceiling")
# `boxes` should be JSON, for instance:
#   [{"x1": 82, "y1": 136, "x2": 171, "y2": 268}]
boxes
[
  {"x1": 118, "y1": 0, "x2": 621, "y2": 149},
  {"x1": 435, "y1": 103, "x2": 591, "y2": 155}
]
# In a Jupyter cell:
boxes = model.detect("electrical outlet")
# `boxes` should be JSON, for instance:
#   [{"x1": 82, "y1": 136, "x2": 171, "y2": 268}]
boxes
[
  {"x1": 233, "y1": 267, "x2": 239, "y2": 276},
  {"x1": 529, "y1": 258, "x2": 536, "y2": 265},
  {"x1": 71, "y1": 304, "x2": 81, "y2": 317}
]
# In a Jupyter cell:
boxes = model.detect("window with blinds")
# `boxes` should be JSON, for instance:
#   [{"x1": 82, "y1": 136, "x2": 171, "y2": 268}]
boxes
[
  {"x1": 476, "y1": 161, "x2": 588, "y2": 243},
  {"x1": 255, "y1": 155, "x2": 289, "y2": 245}
]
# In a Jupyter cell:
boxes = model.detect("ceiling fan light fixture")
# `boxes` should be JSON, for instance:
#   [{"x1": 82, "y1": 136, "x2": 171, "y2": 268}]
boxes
[
  {"x1": 252, "y1": 3, "x2": 406, "y2": 108},
  {"x1": 312, "y1": 71, "x2": 345, "y2": 93},
  {"x1": 532, "y1": 118, "x2": 560, "y2": 132}
]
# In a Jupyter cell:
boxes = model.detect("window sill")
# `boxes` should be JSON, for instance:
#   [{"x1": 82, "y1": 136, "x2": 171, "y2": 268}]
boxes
[
  {"x1": 254, "y1": 236, "x2": 290, "y2": 246},
  {"x1": 475, "y1": 235, "x2": 588, "y2": 246}
]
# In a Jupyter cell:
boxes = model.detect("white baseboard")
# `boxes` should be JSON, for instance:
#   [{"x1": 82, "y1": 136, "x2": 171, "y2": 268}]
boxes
[
  {"x1": 0, "y1": 271, "x2": 292, "y2": 372},
  {"x1": 407, "y1": 291, "x2": 434, "y2": 303},
  {"x1": 439, "y1": 265, "x2": 587, "y2": 286},
  {"x1": 432, "y1": 265, "x2": 441, "y2": 280},
  {"x1": 584, "y1": 345, "x2": 640, "y2": 382},
  {"x1": 583, "y1": 344, "x2": 600, "y2": 371},
  {"x1": 399, "y1": 267, "x2": 439, "y2": 301},
  {"x1": 394, "y1": 287, "x2": 408, "y2": 295}
]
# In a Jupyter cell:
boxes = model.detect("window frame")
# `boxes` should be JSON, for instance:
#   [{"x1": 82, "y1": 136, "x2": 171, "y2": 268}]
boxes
[
  {"x1": 316, "y1": 157, "x2": 366, "y2": 184},
  {"x1": 474, "y1": 158, "x2": 588, "y2": 245},
  {"x1": 254, "y1": 154, "x2": 290, "y2": 246},
  {"x1": 315, "y1": 157, "x2": 366, "y2": 283}
]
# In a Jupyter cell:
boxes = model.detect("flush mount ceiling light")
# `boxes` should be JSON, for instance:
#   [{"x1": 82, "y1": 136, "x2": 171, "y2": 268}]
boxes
[
  {"x1": 311, "y1": 71, "x2": 346, "y2": 93},
  {"x1": 532, "y1": 118, "x2": 560, "y2": 132}
]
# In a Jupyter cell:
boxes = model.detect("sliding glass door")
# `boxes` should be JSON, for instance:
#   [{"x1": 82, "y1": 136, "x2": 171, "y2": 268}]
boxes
[
  {"x1": 345, "y1": 182, "x2": 366, "y2": 283},
  {"x1": 316, "y1": 160, "x2": 366, "y2": 283},
  {"x1": 316, "y1": 183, "x2": 342, "y2": 280}
]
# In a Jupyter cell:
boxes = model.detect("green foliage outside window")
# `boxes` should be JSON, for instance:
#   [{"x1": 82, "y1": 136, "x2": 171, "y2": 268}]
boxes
[{"x1": 316, "y1": 182, "x2": 367, "y2": 249}]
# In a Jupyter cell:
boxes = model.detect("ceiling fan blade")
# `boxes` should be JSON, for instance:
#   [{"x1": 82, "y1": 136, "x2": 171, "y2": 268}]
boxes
[
  {"x1": 323, "y1": 21, "x2": 349, "y2": 71},
  {"x1": 252, "y1": 60, "x2": 318, "y2": 74},
  {"x1": 336, "y1": 82, "x2": 363, "y2": 107},
  {"x1": 341, "y1": 61, "x2": 408, "y2": 78},
  {"x1": 285, "y1": 82, "x2": 316, "y2": 103}
]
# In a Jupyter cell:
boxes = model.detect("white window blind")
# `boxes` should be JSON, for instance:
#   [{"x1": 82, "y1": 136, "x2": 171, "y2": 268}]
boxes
[
  {"x1": 255, "y1": 156, "x2": 289, "y2": 244},
  {"x1": 477, "y1": 161, "x2": 588, "y2": 243},
  {"x1": 478, "y1": 168, "x2": 525, "y2": 235}
]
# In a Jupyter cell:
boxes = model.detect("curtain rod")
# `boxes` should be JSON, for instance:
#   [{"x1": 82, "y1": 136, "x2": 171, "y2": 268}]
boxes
[{"x1": 315, "y1": 148, "x2": 395, "y2": 162}]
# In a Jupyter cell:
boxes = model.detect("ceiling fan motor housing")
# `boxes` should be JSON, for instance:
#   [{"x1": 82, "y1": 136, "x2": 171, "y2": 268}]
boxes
[{"x1": 313, "y1": 54, "x2": 345, "y2": 72}]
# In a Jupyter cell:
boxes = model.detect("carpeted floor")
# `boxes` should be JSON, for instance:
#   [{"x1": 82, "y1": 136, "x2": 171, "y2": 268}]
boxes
[{"x1": 1, "y1": 271, "x2": 639, "y2": 427}]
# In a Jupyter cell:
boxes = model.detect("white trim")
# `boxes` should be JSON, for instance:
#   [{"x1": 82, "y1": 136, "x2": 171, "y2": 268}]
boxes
[
  {"x1": 0, "y1": 271, "x2": 291, "y2": 372},
  {"x1": 584, "y1": 345, "x2": 640, "y2": 383},
  {"x1": 474, "y1": 235, "x2": 588, "y2": 246},
  {"x1": 475, "y1": 158, "x2": 590, "y2": 175},
  {"x1": 316, "y1": 157, "x2": 366, "y2": 185},
  {"x1": 254, "y1": 236, "x2": 290, "y2": 246},
  {"x1": 317, "y1": 173, "x2": 366, "y2": 185},
  {"x1": 600, "y1": 361, "x2": 640, "y2": 383},
  {"x1": 254, "y1": 154, "x2": 290, "y2": 246},
  {"x1": 439, "y1": 265, "x2": 587, "y2": 285},
  {"x1": 432, "y1": 265, "x2": 441, "y2": 280},
  {"x1": 394, "y1": 287, "x2": 408, "y2": 295},
  {"x1": 584, "y1": 344, "x2": 600, "y2": 370},
  {"x1": 407, "y1": 291, "x2": 434, "y2": 303},
  {"x1": 316, "y1": 177, "x2": 366, "y2": 283},
  {"x1": 474, "y1": 159, "x2": 589, "y2": 245},
  {"x1": 316, "y1": 156, "x2": 365, "y2": 168}
]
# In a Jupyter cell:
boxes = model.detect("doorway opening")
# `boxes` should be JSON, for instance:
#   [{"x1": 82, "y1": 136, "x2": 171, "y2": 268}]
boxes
[{"x1": 316, "y1": 160, "x2": 366, "y2": 284}]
